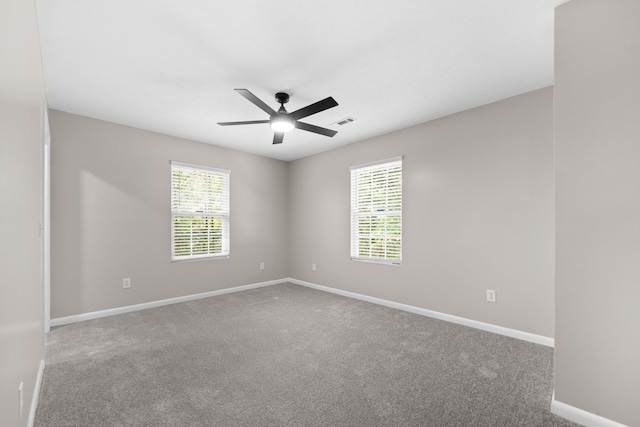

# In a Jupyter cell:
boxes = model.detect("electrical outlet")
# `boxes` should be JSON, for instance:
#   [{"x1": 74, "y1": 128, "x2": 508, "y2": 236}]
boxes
[
  {"x1": 123, "y1": 278, "x2": 131, "y2": 289},
  {"x1": 312, "y1": 263, "x2": 317, "y2": 271},
  {"x1": 260, "y1": 262, "x2": 265, "y2": 270},
  {"x1": 486, "y1": 289, "x2": 497, "y2": 303},
  {"x1": 18, "y1": 382, "x2": 23, "y2": 419}
]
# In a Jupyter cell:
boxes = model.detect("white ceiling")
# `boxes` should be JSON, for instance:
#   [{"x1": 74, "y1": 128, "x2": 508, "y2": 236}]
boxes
[{"x1": 35, "y1": 0, "x2": 566, "y2": 161}]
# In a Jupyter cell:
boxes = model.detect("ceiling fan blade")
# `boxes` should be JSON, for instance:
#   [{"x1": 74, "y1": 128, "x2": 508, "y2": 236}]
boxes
[
  {"x1": 273, "y1": 132, "x2": 284, "y2": 145},
  {"x1": 235, "y1": 89, "x2": 277, "y2": 116},
  {"x1": 217, "y1": 120, "x2": 269, "y2": 126},
  {"x1": 290, "y1": 96, "x2": 338, "y2": 121},
  {"x1": 295, "y1": 121, "x2": 338, "y2": 137}
]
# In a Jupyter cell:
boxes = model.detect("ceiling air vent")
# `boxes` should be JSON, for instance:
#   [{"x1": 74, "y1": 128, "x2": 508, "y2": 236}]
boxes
[{"x1": 331, "y1": 117, "x2": 356, "y2": 127}]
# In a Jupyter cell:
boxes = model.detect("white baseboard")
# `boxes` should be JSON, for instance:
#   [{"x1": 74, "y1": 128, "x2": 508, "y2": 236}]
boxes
[
  {"x1": 50, "y1": 277, "x2": 553, "y2": 348},
  {"x1": 27, "y1": 358, "x2": 45, "y2": 427},
  {"x1": 50, "y1": 279, "x2": 286, "y2": 327},
  {"x1": 551, "y1": 397, "x2": 628, "y2": 427},
  {"x1": 287, "y1": 278, "x2": 554, "y2": 347}
]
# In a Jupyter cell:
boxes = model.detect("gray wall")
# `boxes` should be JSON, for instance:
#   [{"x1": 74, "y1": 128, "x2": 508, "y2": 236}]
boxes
[
  {"x1": 50, "y1": 111, "x2": 289, "y2": 318},
  {"x1": 554, "y1": 1, "x2": 640, "y2": 425},
  {"x1": 289, "y1": 87, "x2": 555, "y2": 338},
  {"x1": 0, "y1": 0, "x2": 46, "y2": 425}
]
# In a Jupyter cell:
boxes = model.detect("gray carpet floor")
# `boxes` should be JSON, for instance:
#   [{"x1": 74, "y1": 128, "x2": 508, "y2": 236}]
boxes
[{"x1": 36, "y1": 282, "x2": 580, "y2": 426}]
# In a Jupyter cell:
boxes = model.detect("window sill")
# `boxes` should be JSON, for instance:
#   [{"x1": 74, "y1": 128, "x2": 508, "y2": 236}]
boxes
[
  {"x1": 171, "y1": 254, "x2": 230, "y2": 263},
  {"x1": 351, "y1": 257, "x2": 402, "y2": 267}
]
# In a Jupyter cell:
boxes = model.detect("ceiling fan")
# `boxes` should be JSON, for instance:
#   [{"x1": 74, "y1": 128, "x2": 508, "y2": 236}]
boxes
[{"x1": 217, "y1": 89, "x2": 339, "y2": 145}]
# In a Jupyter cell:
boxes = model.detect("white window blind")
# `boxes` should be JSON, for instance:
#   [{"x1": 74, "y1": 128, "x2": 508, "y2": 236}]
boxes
[
  {"x1": 171, "y1": 162, "x2": 230, "y2": 261},
  {"x1": 350, "y1": 158, "x2": 402, "y2": 264}
]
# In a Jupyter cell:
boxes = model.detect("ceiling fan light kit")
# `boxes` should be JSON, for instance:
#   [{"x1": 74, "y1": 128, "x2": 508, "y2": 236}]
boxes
[
  {"x1": 218, "y1": 89, "x2": 339, "y2": 145},
  {"x1": 270, "y1": 117, "x2": 295, "y2": 133}
]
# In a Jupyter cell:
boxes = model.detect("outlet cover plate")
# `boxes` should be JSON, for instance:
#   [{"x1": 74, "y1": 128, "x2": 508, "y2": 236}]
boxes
[{"x1": 486, "y1": 289, "x2": 497, "y2": 303}]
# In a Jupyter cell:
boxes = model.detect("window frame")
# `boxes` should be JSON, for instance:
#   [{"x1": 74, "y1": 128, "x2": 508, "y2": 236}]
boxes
[
  {"x1": 170, "y1": 161, "x2": 230, "y2": 262},
  {"x1": 350, "y1": 156, "x2": 403, "y2": 266}
]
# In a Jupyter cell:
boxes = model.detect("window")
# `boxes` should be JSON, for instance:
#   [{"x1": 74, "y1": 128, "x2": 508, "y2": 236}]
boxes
[
  {"x1": 350, "y1": 157, "x2": 402, "y2": 265},
  {"x1": 171, "y1": 162, "x2": 230, "y2": 261}
]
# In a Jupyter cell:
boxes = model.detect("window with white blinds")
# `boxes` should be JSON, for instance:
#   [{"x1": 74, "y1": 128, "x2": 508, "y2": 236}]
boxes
[
  {"x1": 350, "y1": 157, "x2": 402, "y2": 265},
  {"x1": 171, "y1": 162, "x2": 230, "y2": 261}
]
